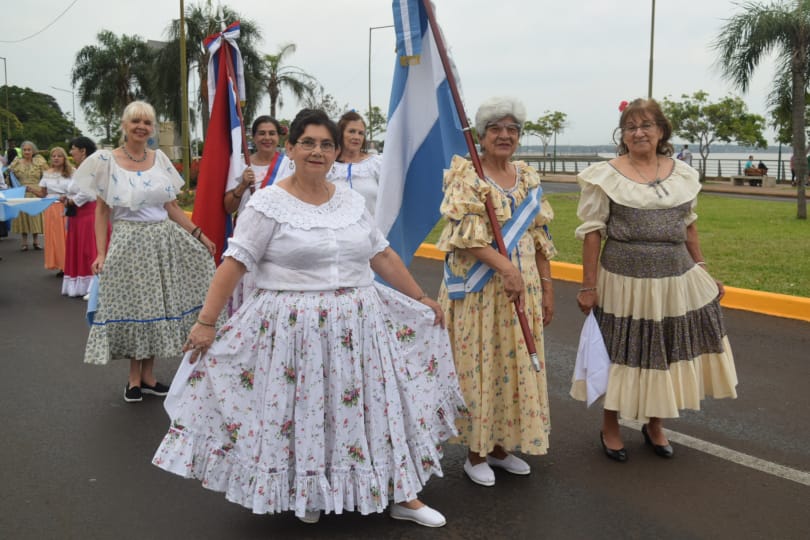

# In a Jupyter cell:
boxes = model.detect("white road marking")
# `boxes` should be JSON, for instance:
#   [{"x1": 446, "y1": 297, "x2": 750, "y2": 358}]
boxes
[{"x1": 619, "y1": 419, "x2": 810, "y2": 487}]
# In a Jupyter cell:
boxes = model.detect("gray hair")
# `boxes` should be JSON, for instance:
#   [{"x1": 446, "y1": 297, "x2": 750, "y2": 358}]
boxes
[
  {"x1": 20, "y1": 140, "x2": 38, "y2": 153},
  {"x1": 474, "y1": 96, "x2": 527, "y2": 136}
]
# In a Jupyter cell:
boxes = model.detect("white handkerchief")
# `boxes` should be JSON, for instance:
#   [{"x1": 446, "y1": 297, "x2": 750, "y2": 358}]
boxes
[{"x1": 572, "y1": 311, "x2": 611, "y2": 407}]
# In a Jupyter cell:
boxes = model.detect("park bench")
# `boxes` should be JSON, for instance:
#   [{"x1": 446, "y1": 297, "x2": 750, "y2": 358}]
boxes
[{"x1": 730, "y1": 168, "x2": 775, "y2": 188}]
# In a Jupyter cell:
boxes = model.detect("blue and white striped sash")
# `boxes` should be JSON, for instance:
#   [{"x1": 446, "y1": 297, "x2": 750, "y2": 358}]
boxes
[{"x1": 444, "y1": 186, "x2": 543, "y2": 299}]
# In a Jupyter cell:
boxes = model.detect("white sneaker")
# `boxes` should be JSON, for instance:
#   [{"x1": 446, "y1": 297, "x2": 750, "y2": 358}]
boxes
[
  {"x1": 463, "y1": 458, "x2": 495, "y2": 486},
  {"x1": 486, "y1": 453, "x2": 531, "y2": 475},
  {"x1": 298, "y1": 510, "x2": 320, "y2": 524},
  {"x1": 82, "y1": 294, "x2": 90, "y2": 301},
  {"x1": 389, "y1": 503, "x2": 446, "y2": 527}
]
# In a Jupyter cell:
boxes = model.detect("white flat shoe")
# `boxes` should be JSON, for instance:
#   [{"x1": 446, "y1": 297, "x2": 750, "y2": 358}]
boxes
[
  {"x1": 390, "y1": 503, "x2": 446, "y2": 527},
  {"x1": 486, "y1": 453, "x2": 531, "y2": 475},
  {"x1": 298, "y1": 510, "x2": 320, "y2": 524},
  {"x1": 463, "y1": 458, "x2": 495, "y2": 486}
]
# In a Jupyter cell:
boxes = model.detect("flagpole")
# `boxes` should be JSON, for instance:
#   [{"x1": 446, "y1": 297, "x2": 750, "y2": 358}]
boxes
[
  {"x1": 219, "y1": 38, "x2": 252, "y2": 173},
  {"x1": 420, "y1": 0, "x2": 541, "y2": 372}
]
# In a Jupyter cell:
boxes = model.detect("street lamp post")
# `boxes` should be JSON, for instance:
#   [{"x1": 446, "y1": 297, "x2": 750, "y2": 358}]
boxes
[
  {"x1": 51, "y1": 85, "x2": 77, "y2": 137},
  {"x1": 0, "y1": 56, "x2": 9, "y2": 141},
  {"x1": 367, "y1": 24, "x2": 394, "y2": 145},
  {"x1": 648, "y1": 0, "x2": 656, "y2": 98}
]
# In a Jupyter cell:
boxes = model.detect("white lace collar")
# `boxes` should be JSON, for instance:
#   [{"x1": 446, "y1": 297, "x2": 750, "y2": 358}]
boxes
[{"x1": 246, "y1": 182, "x2": 367, "y2": 230}]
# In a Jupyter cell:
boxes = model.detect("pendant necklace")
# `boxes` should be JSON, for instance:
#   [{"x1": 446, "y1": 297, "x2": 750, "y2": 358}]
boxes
[
  {"x1": 122, "y1": 145, "x2": 147, "y2": 163},
  {"x1": 627, "y1": 156, "x2": 669, "y2": 198}
]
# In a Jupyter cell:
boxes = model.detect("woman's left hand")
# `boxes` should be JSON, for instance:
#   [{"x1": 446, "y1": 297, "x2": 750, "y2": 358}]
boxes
[
  {"x1": 420, "y1": 297, "x2": 445, "y2": 328},
  {"x1": 541, "y1": 290, "x2": 554, "y2": 326},
  {"x1": 716, "y1": 280, "x2": 725, "y2": 300},
  {"x1": 183, "y1": 323, "x2": 216, "y2": 363}
]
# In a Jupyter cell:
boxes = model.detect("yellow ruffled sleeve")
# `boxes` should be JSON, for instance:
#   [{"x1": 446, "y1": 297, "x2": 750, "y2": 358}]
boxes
[
  {"x1": 530, "y1": 198, "x2": 558, "y2": 260},
  {"x1": 436, "y1": 156, "x2": 495, "y2": 251},
  {"x1": 575, "y1": 178, "x2": 610, "y2": 240}
]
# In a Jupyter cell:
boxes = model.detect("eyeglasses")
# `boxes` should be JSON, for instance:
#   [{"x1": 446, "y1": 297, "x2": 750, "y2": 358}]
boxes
[
  {"x1": 622, "y1": 122, "x2": 657, "y2": 134},
  {"x1": 296, "y1": 139, "x2": 336, "y2": 152},
  {"x1": 485, "y1": 122, "x2": 521, "y2": 136}
]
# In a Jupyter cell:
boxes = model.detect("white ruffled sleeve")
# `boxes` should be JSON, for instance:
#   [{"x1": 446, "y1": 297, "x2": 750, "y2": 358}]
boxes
[
  {"x1": 575, "y1": 179, "x2": 610, "y2": 240},
  {"x1": 685, "y1": 198, "x2": 698, "y2": 226},
  {"x1": 72, "y1": 150, "x2": 113, "y2": 200},
  {"x1": 362, "y1": 208, "x2": 389, "y2": 255},
  {"x1": 223, "y1": 204, "x2": 279, "y2": 272}
]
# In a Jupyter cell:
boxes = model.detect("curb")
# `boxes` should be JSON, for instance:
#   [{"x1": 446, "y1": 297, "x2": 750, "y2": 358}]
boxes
[{"x1": 414, "y1": 244, "x2": 810, "y2": 323}]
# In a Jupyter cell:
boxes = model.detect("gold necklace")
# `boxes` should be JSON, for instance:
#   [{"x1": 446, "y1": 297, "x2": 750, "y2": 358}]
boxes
[{"x1": 627, "y1": 156, "x2": 660, "y2": 183}]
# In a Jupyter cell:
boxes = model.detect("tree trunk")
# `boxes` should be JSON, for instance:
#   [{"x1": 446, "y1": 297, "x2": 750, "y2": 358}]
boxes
[{"x1": 791, "y1": 46, "x2": 807, "y2": 219}]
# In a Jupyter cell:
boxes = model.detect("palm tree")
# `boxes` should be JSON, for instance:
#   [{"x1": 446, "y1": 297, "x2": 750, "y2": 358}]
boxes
[
  {"x1": 263, "y1": 43, "x2": 317, "y2": 118},
  {"x1": 72, "y1": 30, "x2": 155, "y2": 135},
  {"x1": 714, "y1": 0, "x2": 809, "y2": 219},
  {"x1": 153, "y1": 1, "x2": 264, "y2": 135}
]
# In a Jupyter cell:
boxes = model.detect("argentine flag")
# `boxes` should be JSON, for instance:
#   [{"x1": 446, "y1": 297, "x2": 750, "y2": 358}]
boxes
[{"x1": 376, "y1": 0, "x2": 468, "y2": 267}]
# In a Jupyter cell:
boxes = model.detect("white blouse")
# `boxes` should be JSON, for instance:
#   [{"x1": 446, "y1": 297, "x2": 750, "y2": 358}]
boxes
[
  {"x1": 227, "y1": 154, "x2": 294, "y2": 214},
  {"x1": 73, "y1": 149, "x2": 183, "y2": 222},
  {"x1": 224, "y1": 182, "x2": 389, "y2": 291},
  {"x1": 328, "y1": 154, "x2": 382, "y2": 217},
  {"x1": 39, "y1": 171, "x2": 73, "y2": 195}
]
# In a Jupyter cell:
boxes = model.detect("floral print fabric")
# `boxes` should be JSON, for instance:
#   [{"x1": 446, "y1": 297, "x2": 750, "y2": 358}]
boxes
[{"x1": 438, "y1": 156, "x2": 556, "y2": 456}]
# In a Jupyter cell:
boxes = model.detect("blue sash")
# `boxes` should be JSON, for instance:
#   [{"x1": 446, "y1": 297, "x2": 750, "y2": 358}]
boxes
[{"x1": 444, "y1": 186, "x2": 543, "y2": 299}]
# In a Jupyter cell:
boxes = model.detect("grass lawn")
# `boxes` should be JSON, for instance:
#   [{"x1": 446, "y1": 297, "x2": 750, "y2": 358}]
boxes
[{"x1": 425, "y1": 192, "x2": 810, "y2": 298}]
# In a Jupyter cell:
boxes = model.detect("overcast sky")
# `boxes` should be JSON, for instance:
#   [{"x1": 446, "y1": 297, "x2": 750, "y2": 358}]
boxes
[{"x1": 1, "y1": 0, "x2": 782, "y2": 146}]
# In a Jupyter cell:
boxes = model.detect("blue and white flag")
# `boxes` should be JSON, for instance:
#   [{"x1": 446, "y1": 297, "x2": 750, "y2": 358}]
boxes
[{"x1": 377, "y1": 0, "x2": 468, "y2": 267}]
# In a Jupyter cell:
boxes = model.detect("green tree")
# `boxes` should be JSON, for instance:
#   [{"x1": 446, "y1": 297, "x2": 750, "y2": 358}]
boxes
[
  {"x1": 72, "y1": 30, "x2": 155, "y2": 134},
  {"x1": 303, "y1": 85, "x2": 348, "y2": 120},
  {"x1": 662, "y1": 91, "x2": 767, "y2": 179},
  {"x1": 2, "y1": 86, "x2": 77, "y2": 147},
  {"x1": 264, "y1": 43, "x2": 317, "y2": 118},
  {"x1": 766, "y1": 70, "x2": 810, "y2": 146},
  {"x1": 714, "y1": 0, "x2": 808, "y2": 218},
  {"x1": 366, "y1": 105, "x2": 387, "y2": 145},
  {"x1": 0, "y1": 100, "x2": 23, "y2": 145},
  {"x1": 154, "y1": 1, "x2": 265, "y2": 135},
  {"x1": 523, "y1": 110, "x2": 567, "y2": 173}
]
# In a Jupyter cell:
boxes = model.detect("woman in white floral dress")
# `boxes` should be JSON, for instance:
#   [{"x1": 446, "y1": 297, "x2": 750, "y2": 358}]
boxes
[{"x1": 153, "y1": 109, "x2": 464, "y2": 528}]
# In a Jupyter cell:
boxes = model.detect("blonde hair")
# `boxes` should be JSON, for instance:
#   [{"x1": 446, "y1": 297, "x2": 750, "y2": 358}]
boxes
[
  {"x1": 50, "y1": 146, "x2": 74, "y2": 178},
  {"x1": 120, "y1": 100, "x2": 157, "y2": 144}
]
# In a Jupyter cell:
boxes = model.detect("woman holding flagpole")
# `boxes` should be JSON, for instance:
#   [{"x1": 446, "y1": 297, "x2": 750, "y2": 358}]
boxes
[
  {"x1": 223, "y1": 115, "x2": 293, "y2": 311},
  {"x1": 224, "y1": 116, "x2": 292, "y2": 215},
  {"x1": 74, "y1": 101, "x2": 218, "y2": 403},
  {"x1": 438, "y1": 97, "x2": 557, "y2": 487}
]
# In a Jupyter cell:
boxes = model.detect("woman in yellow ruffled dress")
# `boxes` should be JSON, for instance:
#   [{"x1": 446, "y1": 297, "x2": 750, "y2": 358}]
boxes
[
  {"x1": 9, "y1": 141, "x2": 48, "y2": 250},
  {"x1": 438, "y1": 97, "x2": 556, "y2": 487},
  {"x1": 574, "y1": 98, "x2": 737, "y2": 462}
]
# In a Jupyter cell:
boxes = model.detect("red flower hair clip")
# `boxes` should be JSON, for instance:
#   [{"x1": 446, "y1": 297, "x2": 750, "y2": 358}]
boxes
[{"x1": 618, "y1": 100, "x2": 629, "y2": 112}]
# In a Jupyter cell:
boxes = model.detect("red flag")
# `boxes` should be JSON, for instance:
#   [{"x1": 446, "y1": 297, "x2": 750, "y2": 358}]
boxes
[{"x1": 191, "y1": 60, "x2": 231, "y2": 262}]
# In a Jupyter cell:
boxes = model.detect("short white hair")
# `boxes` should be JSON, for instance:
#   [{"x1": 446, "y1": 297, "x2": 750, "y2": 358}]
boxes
[
  {"x1": 121, "y1": 101, "x2": 156, "y2": 129},
  {"x1": 475, "y1": 96, "x2": 527, "y2": 135}
]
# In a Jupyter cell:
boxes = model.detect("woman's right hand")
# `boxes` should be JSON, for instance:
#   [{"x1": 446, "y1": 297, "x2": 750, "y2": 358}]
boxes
[
  {"x1": 500, "y1": 264, "x2": 525, "y2": 304},
  {"x1": 91, "y1": 254, "x2": 106, "y2": 274},
  {"x1": 576, "y1": 289, "x2": 598, "y2": 314},
  {"x1": 241, "y1": 167, "x2": 256, "y2": 192}
]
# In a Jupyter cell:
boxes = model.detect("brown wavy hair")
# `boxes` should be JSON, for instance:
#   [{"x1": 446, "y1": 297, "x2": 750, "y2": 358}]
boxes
[{"x1": 613, "y1": 98, "x2": 674, "y2": 156}]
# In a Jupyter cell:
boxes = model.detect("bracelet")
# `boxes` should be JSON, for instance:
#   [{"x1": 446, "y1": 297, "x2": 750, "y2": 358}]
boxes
[
  {"x1": 415, "y1": 293, "x2": 429, "y2": 301},
  {"x1": 231, "y1": 188, "x2": 242, "y2": 199},
  {"x1": 191, "y1": 226, "x2": 200, "y2": 238},
  {"x1": 578, "y1": 287, "x2": 597, "y2": 293},
  {"x1": 196, "y1": 318, "x2": 216, "y2": 327},
  {"x1": 540, "y1": 277, "x2": 552, "y2": 283},
  {"x1": 696, "y1": 261, "x2": 707, "y2": 266}
]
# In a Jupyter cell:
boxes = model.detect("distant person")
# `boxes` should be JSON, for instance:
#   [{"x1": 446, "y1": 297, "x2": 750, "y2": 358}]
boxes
[
  {"x1": 31, "y1": 147, "x2": 74, "y2": 276},
  {"x1": 680, "y1": 144, "x2": 693, "y2": 166},
  {"x1": 328, "y1": 110, "x2": 382, "y2": 218},
  {"x1": 62, "y1": 136, "x2": 102, "y2": 298},
  {"x1": 9, "y1": 141, "x2": 48, "y2": 250},
  {"x1": 744, "y1": 155, "x2": 754, "y2": 170},
  {"x1": 574, "y1": 98, "x2": 737, "y2": 462},
  {"x1": 790, "y1": 154, "x2": 795, "y2": 185},
  {"x1": 5, "y1": 139, "x2": 20, "y2": 170},
  {"x1": 757, "y1": 160, "x2": 768, "y2": 176}
]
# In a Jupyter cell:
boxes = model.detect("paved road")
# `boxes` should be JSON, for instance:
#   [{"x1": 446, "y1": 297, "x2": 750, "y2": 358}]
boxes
[{"x1": 1, "y1": 236, "x2": 808, "y2": 540}]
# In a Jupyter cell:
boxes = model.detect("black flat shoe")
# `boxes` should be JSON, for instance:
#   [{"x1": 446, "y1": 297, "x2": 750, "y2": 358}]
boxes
[
  {"x1": 600, "y1": 431, "x2": 628, "y2": 462},
  {"x1": 642, "y1": 424, "x2": 674, "y2": 458}
]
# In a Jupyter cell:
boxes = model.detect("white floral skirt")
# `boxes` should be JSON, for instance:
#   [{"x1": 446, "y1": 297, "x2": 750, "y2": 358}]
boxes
[{"x1": 152, "y1": 283, "x2": 466, "y2": 518}]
